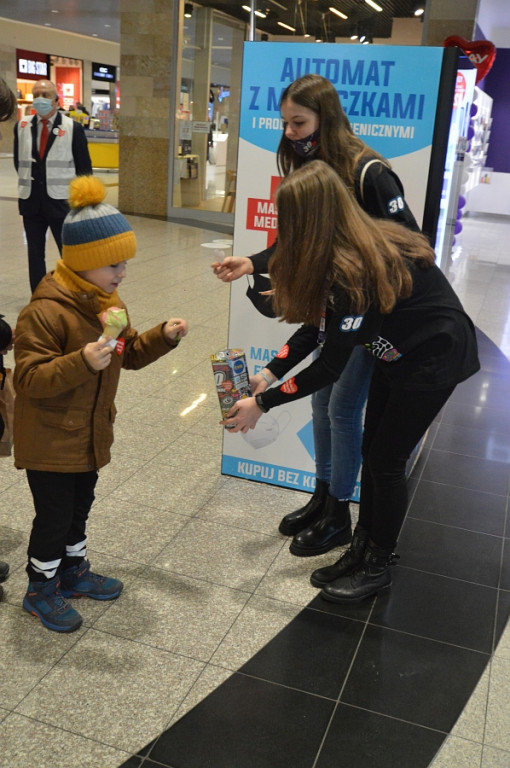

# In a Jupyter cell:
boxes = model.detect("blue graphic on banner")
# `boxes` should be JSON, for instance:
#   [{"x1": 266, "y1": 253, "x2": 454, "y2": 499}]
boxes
[
  {"x1": 297, "y1": 419, "x2": 315, "y2": 460},
  {"x1": 240, "y1": 43, "x2": 444, "y2": 159}
]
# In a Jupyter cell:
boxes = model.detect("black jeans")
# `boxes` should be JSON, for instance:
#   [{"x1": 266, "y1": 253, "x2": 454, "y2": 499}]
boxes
[
  {"x1": 22, "y1": 213, "x2": 64, "y2": 293},
  {"x1": 26, "y1": 470, "x2": 98, "y2": 581},
  {"x1": 358, "y1": 367, "x2": 455, "y2": 549}
]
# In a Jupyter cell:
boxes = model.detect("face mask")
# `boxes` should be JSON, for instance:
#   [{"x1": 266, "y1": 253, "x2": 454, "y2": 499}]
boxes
[
  {"x1": 289, "y1": 128, "x2": 320, "y2": 158},
  {"x1": 33, "y1": 97, "x2": 54, "y2": 116}
]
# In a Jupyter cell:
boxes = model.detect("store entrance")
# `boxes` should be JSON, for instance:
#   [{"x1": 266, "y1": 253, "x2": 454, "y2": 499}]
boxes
[{"x1": 170, "y1": 8, "x2": 243, "y2": 227}]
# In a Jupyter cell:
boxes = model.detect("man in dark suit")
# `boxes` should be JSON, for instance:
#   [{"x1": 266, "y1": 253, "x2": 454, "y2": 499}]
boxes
[{"x1": 14, "y1": 79, "x2": 92, "y2": 293}]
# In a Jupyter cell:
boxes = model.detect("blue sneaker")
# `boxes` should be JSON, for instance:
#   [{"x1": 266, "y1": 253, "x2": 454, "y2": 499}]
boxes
[
  {"x1": 60, "y1": 559, "x2": 123, "y2": 601},
  {"x1": 23, "y1": 576, "x2": 83, "y2": 633}
]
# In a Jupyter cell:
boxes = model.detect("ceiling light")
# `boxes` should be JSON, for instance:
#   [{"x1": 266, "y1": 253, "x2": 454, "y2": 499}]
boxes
[
  {"x1": 184, "y1": 3, "x2": 193, "y2": 18},
  {"x1": 242, "y1": 5, "x2": 267, "y2": 17},
  {"x1": 364, "y1": 0, "x2": 383, "y2": 11},
  {"x1": 278, "y1": 21, "x2": 296, "y2": 31},
  {"x1": 413, "y1": 3, "x2": 425, "y2": 16},
  {"x1": 329, "y1": 7, "x2": 348, "y2": 19}
]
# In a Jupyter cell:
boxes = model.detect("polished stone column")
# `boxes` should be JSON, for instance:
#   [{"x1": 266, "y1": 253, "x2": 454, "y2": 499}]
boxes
[
  {"x1": 421, "y1": 0, "x2": 479, "y2": 46},
  {"x1": 119, "y1": 0, "x2": 178, "y2": 217}
]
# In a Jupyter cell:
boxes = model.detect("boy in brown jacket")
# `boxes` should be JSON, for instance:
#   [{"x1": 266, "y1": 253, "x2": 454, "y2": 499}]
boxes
[{"x1": 14, "y1": 175, "x2": 188, "y2": 632}]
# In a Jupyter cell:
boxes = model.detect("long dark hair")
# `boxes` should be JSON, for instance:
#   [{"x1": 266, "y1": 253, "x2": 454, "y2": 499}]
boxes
[
  {"x1": 269, "y1": 161, "x2": 435, "y2": 325},
  {"x1": 0, "y1": 78, "x2": 16, "y2": 123},
  {"x1": 276, "y1": 74, "x2": 387, "y2": 191}
]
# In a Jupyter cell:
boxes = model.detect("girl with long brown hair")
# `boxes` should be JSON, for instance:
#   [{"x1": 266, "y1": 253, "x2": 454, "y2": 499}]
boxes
[
  {"x1": 222, "y1": 161, "x2": 479, "y2": 603},
  {"x1": 213, "y1": 74, "x2": 419, "y2": 559}
]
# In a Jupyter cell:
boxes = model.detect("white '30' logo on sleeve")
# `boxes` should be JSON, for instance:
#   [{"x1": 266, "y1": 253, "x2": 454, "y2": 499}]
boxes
[{"x1": 340, "y1": 315, "x2": 364, "y2": 332}]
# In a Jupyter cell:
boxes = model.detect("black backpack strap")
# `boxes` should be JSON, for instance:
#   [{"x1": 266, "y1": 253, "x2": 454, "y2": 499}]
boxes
[{"x1": 354, "y1": 157, "x2": 390, "y2": 205}]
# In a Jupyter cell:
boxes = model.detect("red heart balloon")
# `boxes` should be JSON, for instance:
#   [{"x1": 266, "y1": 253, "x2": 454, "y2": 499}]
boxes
[{"x1": 444, "y1": 35, "x2": 496, "y2": 83}]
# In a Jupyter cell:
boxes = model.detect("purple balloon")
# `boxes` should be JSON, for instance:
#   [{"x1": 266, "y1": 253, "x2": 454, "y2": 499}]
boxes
[
  {"x1": 467, "y1": 125, "x2": 475, "y2": 141},
  {"x1": 470, "y1": 103, "x2": 478, "y2": 117},
  {"x1": 454, "y1": 220, "x2": 463, "y2": 235},
  {"x1": 458, "y1": 195, "x2": 466, "y2": 209},
  {"x1": 452, "y1": 237, "x2": 456, "y2": 246}
]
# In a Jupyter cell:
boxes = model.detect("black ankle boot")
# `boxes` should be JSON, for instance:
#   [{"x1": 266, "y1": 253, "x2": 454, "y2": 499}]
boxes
[
  {"x1": 278, "y1": 479, "x2": 329, "y2": 536},
  {"x1": 289, "y1": 494, "x2": 352, "y2": 557},
  {"x1": 320, "y1": 540, "x2": 396, "y2": 604},
  {"x1": 310, "y1": 524, "x2": 369, "y2": 587}
]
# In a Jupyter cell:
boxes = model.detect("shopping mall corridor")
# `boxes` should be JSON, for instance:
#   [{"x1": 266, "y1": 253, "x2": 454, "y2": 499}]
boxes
[{"x1": 0, "y1": 156, "x2": 509, "y2": 768}]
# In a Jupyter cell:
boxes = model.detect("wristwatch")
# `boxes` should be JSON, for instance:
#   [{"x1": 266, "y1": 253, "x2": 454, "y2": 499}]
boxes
[{"x1": 255, "y1": 393, "x2": 269, "y2": 413}]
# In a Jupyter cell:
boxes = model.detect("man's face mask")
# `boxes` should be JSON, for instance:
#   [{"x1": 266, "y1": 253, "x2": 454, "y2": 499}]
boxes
[{"x1": 32, "y1": 97, "x2": 54, "y2": 117}]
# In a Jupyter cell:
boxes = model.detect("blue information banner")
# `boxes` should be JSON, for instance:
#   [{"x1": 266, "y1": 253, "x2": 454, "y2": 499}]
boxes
[{"x1": 240, "y1": 43, "x2": 444, "y2": 159}]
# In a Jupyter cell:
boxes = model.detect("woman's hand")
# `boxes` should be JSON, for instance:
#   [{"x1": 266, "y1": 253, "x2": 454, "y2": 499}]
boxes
[
  {"x1": 220, "y1": 397, "x2": 263, "y2": 433},
  {"x1": 250, "y1": 369, "x2": 276, "y2": 395},
  {"x1": 211, "y1": 256, "x2": 254, "y2": 282}
]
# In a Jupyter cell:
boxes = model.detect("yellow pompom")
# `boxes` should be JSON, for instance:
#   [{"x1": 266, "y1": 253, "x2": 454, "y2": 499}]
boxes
[{"x1": 68, "y1": 175, "x2": 106, "y2": 209}]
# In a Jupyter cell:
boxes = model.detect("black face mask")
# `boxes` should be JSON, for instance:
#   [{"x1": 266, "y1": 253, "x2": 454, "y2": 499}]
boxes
[
  {"x1": 246, "y1": 274, "x2": 276, "y2": 318},
  {"x1": 289, "y1": 128, "x2": 320, "y2": 158}
]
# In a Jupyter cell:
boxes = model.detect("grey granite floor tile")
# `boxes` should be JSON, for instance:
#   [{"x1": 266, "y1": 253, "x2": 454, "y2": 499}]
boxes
[
  {"x1": 449, "y1": 667, "x2": 490, "y2": 743},
  {"x1": 0, "y1": 602, "x2": 85, "y2": 709},
  {"x1": 429, "y1": 736, "x2": 483, "y2": 768},
  {"x1": 0, "y1": 525, "x2": 27, "y2": 575},
  {"x1": 15, "y1": 630, "x2": 204, "y2": 753},
  {"x1": 494, "y1": 617, "x2": 510, "y2": 659},
  {"x1": 94, "y1": 566, "x2": 250, "y2": 660},
  {"x1": 195, "y1": 476, "x2": 309, "y2": 536},
  {"x1": 86, "y1": 498, "x2": 190, "y2": 563},
  {"x1": 255, "y1": 537, "x2": 351, "y2": 607},
  {"x1": 484, "y1": 656, "x2": 510, "y2": 751},
  {"x1": 0, "y1": 479, "x2": 36, "y2": 532},
  {"x1": 108, "y1": 431, "x2": 225, "y2": 513},
  {"x1": 481, "y1": 745, "x2": 510, "y2": 767},
  {"x1": 167, "y1": 663, "x2": 233, "y2": 727},
  {"x1": 210, "y1": 594, "x2": 303, "y2": 670},
  {"x1": 153, "y1": 517, "x2": 285, "y2": 592},
  {"x1": 0, "y1": 714, "x2": 128, "y2": 768}
]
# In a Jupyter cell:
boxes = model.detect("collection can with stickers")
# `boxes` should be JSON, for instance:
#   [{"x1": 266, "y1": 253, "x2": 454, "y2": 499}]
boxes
[{"x1": 211, "y1": 349, "x2": 251, "y2": 425}]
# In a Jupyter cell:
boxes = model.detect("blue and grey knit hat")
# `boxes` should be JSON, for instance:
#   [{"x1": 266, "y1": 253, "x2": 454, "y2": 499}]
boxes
[{"x1": 62, "y1": 176, "x2": 136, "y2": 271}]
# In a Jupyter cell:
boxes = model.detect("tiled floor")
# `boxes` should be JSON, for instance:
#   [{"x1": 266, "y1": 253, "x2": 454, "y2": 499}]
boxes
[{"x1": 0, "y1": 155, "x2": 509, "y2": 767}]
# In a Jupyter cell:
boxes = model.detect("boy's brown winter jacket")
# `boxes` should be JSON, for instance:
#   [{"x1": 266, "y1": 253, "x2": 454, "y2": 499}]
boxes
[{"x1": 13, "y1": 273, "x2": 178, "y2": 472}]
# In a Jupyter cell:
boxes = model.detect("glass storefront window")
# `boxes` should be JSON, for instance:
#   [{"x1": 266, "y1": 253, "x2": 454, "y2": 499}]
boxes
[{"x1": 172, "y1": 6, "x2": 243, "y2": 221}]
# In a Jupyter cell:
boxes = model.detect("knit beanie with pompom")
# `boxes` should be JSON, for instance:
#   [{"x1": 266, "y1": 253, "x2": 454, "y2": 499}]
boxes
[{"x1": 62, "y1": 176, "x2": 136, "y2": 271}]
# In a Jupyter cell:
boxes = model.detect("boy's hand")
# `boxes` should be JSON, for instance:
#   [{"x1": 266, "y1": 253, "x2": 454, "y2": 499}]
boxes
[
  {"x1": 211, "y1": 256, "x2": 253, "y2": 282},
  {"x1": 164, "y1": 318, "x2": 188, "y2": 343},
  {"x1": 83, "y1": 339, "x2": 113, "y2": 371}
]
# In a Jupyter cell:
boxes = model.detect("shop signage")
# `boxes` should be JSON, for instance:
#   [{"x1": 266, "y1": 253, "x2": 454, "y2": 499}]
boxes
[
  {"x1": 192, "y1": 121, "x2": 211, "y2": 134},
  {"x1": 92, "y1": 62, "x2": 116, "y2": 82},
  {"x1": 16, "y1": 49, "x2": 49, "y2": 80}
]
